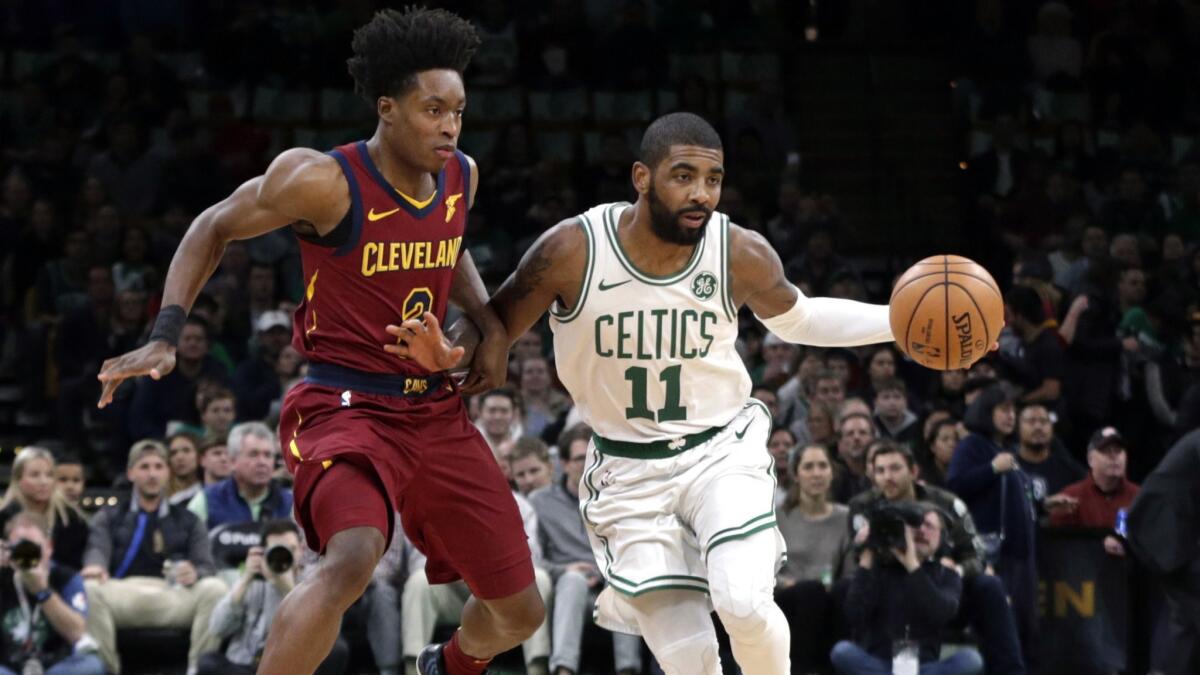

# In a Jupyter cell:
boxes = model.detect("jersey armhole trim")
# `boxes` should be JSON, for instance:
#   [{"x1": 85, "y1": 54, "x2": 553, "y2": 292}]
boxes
[
  {"x1": 328, "y1": 149, "x2": 364, "y2": 257},
  {"x1": 720, "y1": 214, "x2": 736, "y2": 322},
  {"x1": 549, "y1": 217, "x2": 593, "y2": 323},
  {"x1": 455, "y1": 150, "x2": 473, "y2": 210}
]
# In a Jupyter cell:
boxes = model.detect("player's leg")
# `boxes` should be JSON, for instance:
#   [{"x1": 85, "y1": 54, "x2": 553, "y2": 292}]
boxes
[
  {"x1": 625, "y1": 589, "x2": 722, "y2": 675},
  {"x1": 706, "y1": 532, "x2": 791, "y2": 674},
  {"x1": 258, "y1": 461, "x2": 390, "y2": 675},
  {"x1": 688, "y1": 402, "x2": 790, "y2": 674}
]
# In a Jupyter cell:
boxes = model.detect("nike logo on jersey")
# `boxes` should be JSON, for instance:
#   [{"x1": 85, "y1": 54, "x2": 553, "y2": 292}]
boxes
[
  {"x1": 367, "y1": 207, "x2": 401, "y2": 222},
  {"x1": 734, "y1": 420, "x2": 753, "y2": 440},
  {"x1": 598, "y1": 279, "x2": 631, "y2": 291}
]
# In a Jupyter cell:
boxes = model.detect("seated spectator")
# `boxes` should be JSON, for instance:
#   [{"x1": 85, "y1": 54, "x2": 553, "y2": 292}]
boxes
[
  {"x1": 519, "y1": 356, "x2": 571, "y2": 442},
  {"x1": 198, "y1": 435, "x2": 231, "y2": 487},
  {"x1": 231, "y1": 310, "x2": 292, "y2": 422},
  {"x1": 753, "y1": 333, "x2": 798, "y2": 389},
  {"x1": 804, "y1": 400, "x2": 836, "y2": 449},
  {"x1": 197, "y1": 385, "x2": 236, "y2": 440},
  {"x1": 948, "y1": 384, "x2": 1039, "y2": 669},
  {"x1": 81, "y1": 439, "x2": 227, "y2": 675},
  {"x1": 852, "y1": 441, "x2": 1024, "y2": 675},
  {"x1": 920, "y1": 418, "x2": 962, "y2": 489},
  {"x1": 510, "y1": 437, "x2": 553, "y2": 496},
  {"x1": 856, "y1": 344, "x2": 899, "y2": 403},
  {"x1": 475, "y1": 388, "x2": 524, "y2": 454},
  {"x1": 833, "y1": 506, "x2": 984, "y2": 675},
  {"x1": 128, "y1": 317, "x2": 230, "y2": 441},
  {"x1": 189, "y1": 422, "x2": 293, "y2": 531},
  {"x1": 998, "y1": 285, "x2": 1065, "y2": 412},
  {"x1": 768, "y1": 427, "x2": 798, "y2": 507},
  {"x1": 200, "y1": 520, "x2": 348, "y2": 675},
  {"x1": 831, "y1": 412, "x2": 875, "y2": 504},
  {"x1": 1050, "y1": 427, "x2": 1141, "y2": 556},
  {"x1": 776, "y1": 444, "x2": 852, "y2": 673},
  {"x1": 0, "y1": 512, "x2": 104, "y2": 675},
  {"x1": 1013, "y1": 403, "x2": 1085, "y2": 512},
  {"x1": 0, "y1": 447, "x2": 89, "y2": 569},
  {"x1": 872, "y1": 377, "x2": 921, "y2": 450},
  {"x1": 167, "y1": 431, "x2": 204, "y2": 506},
  {"x1": 528, "y1": 424, "x2": 642, "y2": 675},
  {"x1": 53, "y1": 454, "x2": 86, "y2": 508}
]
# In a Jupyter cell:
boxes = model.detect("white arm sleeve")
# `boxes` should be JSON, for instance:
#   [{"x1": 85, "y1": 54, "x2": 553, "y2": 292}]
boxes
[{"x1": 755, "y1": 287, "x2": 894, "y2": 347}]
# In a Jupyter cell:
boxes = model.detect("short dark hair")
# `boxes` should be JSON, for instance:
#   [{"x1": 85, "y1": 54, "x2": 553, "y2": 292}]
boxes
[
  {"x1": 838, "y1": 411, "x2": 874, "y2": 434},
  {"x1": 868, "y1": 439, "x2": 915, "y2": 469},
  {"x1": 261, "y1": 519, "x2": 301, "y2": 541},
  {"x1": 480, "y1": 387, "x2": 523, "y2": 415},
  {"x1": 347, "y1": 7, "x2": 481, "y2": 102},
  {"x1": 639, "y1": 112, "x2": 722, "y2": 169},
  {"x1": 557, "y1": 423, "x2": 593, "y2": 456},
  {"x1": 1005, "y1": 285, "x2": 1044, "y2": 325},
  {"x1": 875, "y1": 377, "x2": 907, "y2": 397}
]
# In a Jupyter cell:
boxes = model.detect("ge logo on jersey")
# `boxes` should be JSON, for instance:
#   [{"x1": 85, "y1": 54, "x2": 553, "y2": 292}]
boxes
[{"x1": 691, "y1": 272, "x2": 718, "y2": 300}]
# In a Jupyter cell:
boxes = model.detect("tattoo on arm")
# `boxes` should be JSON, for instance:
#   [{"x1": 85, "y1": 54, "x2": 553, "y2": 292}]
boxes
[{"x1": 508, "y1": 243, "x2": 553, "y2": 302}]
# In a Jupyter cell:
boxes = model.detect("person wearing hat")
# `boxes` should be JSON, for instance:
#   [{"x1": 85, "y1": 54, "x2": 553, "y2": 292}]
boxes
[
  {"x1": 231, "y1": 310, "x2": 293, "y2": 421},
  {"x1": 1049, "y1": 427, "x2": 1141, "y2": 555}
]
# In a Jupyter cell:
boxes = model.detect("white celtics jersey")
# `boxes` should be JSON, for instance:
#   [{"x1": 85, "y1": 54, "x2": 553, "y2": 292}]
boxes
[{"x1": 550, "y1": 202, "x2": 751, "y2": 442}]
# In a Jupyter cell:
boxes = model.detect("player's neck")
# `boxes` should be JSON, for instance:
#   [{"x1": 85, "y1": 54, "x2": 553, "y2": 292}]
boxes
[
  {"x1": 618, "y1": 200, "x2": 701, "y2": 276},
  {"x1": 365, "y1": 133, "x2": 436, "y2": 200},
  {"x1": 798, "y1": 492, "x2": 831, "y2": 518}
]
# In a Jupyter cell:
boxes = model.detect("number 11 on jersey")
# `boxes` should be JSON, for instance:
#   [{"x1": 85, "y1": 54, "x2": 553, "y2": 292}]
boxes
[{"x1": 624, "y1": 365, "x2": 687, "y2": 422}]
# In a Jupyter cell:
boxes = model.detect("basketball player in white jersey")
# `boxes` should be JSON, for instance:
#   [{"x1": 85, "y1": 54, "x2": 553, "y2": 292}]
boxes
[{"x1": 392, "y1": 112, "x2": 895, "y2": 674}]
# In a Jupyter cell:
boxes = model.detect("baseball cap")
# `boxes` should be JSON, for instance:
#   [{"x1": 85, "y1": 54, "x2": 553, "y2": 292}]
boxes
[
  {"x1": 1088, "y1": 426, "x2": 1125, "y2": 452},
  {"x1": 255, "y1": 310, "x2": 291, "y2": 333}
]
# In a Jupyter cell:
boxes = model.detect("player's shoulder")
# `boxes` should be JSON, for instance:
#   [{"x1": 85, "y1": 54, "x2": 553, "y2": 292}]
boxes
[
  {"x1": 259, "y1": 148, "x2": 347, "y2": 208},
  {"x1": 725, "y1": 220, "x2": 775, "y2": 258}
]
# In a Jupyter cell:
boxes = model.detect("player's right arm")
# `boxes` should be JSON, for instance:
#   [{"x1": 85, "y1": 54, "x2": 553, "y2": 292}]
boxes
[
  {"x1": 488, "y1": 219, "x2": 588, "y2": 345},
  {"x1": 97, "y1": 149, "x2": 348, "y2": 407}
]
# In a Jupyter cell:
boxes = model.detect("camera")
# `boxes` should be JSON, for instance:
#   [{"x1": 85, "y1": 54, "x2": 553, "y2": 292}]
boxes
[
  {"x1": 865, "y1": 501, "x2": 927, "y2": 558},
  {"x1": 8, "y1": 539, "x2": 41, "y2": 571},
  {"x1": 259, "y1": 544, "x2": 293, "y2": 577}
]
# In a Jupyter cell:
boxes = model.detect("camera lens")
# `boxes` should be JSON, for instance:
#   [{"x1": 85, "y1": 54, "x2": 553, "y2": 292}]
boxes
[
  {"x1": 265, "y1": 545, "x2": 293, "y2": 574},
  {"x1": 10, "y1": 540, "x2": 41, "y2": 570}
]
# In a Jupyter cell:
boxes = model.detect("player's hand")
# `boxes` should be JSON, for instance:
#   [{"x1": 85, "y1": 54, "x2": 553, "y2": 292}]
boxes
[
  {"x1": 96, "y1": 341, "x2": 177, "y2": 408},
  {"x1": 460, "y1": 330, "x2": 508, "y2": 396},
  {"x1": 383, "y1": 312, "x2": 466, "y2": 372}
]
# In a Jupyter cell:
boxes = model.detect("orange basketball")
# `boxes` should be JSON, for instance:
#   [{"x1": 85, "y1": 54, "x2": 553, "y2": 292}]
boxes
[{"x1": 889, "y1": 255, "x2": 1003, "y2": 371}]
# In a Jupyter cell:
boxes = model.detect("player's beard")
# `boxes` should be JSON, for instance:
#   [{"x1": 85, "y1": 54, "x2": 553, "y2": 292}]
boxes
[{"x1": 646, "y1": 184, "x2": 711, "y2": 245}]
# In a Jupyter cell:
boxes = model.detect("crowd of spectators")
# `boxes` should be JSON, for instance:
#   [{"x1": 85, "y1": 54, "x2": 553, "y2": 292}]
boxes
[{"x1": 0, "y1": 0, "x2": 1198, "y2": 674}]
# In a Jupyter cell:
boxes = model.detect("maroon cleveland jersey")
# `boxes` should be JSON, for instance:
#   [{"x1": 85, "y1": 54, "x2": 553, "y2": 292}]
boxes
[{"x1": 291, "y1": 140, "x2": 470, "y2": 376}]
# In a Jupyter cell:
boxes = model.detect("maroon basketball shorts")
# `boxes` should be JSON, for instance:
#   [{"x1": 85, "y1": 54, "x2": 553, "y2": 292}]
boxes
[{"x1": 279, "y1": 363, "x2": 533, "y2": 599}]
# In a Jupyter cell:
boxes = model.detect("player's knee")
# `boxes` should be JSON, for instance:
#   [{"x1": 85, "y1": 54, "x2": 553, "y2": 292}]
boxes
[
  {"x1": 653, "y1": 629, "x2": 721, "y2": 675},
  {"x1": 710, "y1": 584, "x2": 773, "y2": 638},
  {"x1": 488, "y1": 584, "x2": 546, "y2": 640},
  {"x1": 320, "y1": 529, "x2": 385, "y2": 601}
]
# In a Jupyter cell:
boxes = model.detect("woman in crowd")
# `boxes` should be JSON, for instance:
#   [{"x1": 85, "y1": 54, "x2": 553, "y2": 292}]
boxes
[
  {"x1": 0, "y1": 447, "x2": 90, "y2": 568},
  {"x1": 167, "y1": 431, "x2": 204, "y2": 505},
  {"x1": 921, "y1": 417, "x2": 963, "y2": 488},
  {"x1": 776, "y1": 443, "x2": 854, "y2": 674}
]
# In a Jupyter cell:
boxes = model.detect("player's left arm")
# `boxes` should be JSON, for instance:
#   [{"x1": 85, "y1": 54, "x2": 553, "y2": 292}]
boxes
[
  {"x1": 729, "y1": 225, "x2": 894, "y2": 346},
  {"x1": 447, "y1": 154, "x2": 508, "y2": 393}
]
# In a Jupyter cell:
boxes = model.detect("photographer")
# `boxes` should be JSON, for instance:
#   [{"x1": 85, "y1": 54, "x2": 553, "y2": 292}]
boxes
[
  {"x1": 81, "y1": 440, "x2": 227, "y2": 675},
  {"x1": 199, "y1": 520, "x2": 347, "y2": 675},
  {"x1": 832, "y1": 504, "x2": 983, "y2": 675},
  {"x1": 848, "y1": 441, "x2": 1025, "y2": 674},
  {"x1": 0, "y1": 512, "x2": 104, "y2": 675}
]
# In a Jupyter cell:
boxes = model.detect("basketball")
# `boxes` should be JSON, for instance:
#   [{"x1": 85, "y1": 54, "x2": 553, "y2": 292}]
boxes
[{"x1": 889, "y1": 255, "x2": 1003, "y2": 371}]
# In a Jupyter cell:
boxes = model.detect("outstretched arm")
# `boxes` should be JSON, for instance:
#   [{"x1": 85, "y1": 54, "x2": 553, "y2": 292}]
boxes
[
  {"x1": 488, "y1": 219, "x2": 588, "y2": 345},
  {"x1": 97, "y1": 149, "x2": 348, "y2": 406},
  {"x1": 730, "y1": 226, "x2": 893, "y2": 346}
]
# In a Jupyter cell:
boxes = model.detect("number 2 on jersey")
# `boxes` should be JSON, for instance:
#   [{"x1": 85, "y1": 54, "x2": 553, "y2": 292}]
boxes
[
  {"x1": 624, "y1": 365, "x2": 687, "y2": 422},
  {"x1": 402, "y1": 287, "x2": 434, "y2": 321}
]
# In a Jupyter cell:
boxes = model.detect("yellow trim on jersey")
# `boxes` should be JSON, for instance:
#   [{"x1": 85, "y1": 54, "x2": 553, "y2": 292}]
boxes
[
  {"x1": 289, "y1": 411, "x2": 304, "y2": 460},
  {"x1": 397, "y1": 188, "x2": 436, "y2": 209},
  {"x1": 305, "y1": 269, "x2": 319, "y2": 339}
]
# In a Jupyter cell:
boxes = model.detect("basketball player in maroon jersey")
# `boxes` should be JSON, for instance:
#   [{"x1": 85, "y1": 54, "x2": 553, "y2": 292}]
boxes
[{"x1": 95, "y1": 8, "x2": 543, "y2": 675}]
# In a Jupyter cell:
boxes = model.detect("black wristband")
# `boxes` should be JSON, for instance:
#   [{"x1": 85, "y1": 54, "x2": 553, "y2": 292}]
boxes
[{"x1": 149, "y1": 304, "x2": 187, "y2": 346}]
